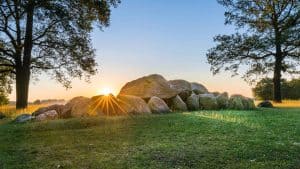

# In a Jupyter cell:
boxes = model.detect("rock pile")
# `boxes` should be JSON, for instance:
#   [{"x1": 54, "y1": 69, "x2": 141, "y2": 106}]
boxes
[{"x1": 14, "y1": 74, "x2": 256, "y2": 122}]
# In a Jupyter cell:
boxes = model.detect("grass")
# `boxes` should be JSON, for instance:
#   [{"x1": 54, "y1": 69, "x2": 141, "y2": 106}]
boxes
[
  {"x1": 0, "y1": 104, "x2": 49, "y2": 118},
  {"x1": 0, "y1": 105, "x2": 299, "y2": 169}
]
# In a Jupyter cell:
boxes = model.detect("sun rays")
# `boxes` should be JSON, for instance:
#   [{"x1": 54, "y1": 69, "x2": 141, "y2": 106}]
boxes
[{"x1": 88, "y1": 94, "x2": 130, "y2": 116}]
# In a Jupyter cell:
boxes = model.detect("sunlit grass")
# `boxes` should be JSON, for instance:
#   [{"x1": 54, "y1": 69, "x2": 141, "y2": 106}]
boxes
[
  {"x1": 0, "y1": 104, "x2": 49, "y2": 118},
  {"x1": 255, "y1": 100, "x2": 300, "y2": 108}
]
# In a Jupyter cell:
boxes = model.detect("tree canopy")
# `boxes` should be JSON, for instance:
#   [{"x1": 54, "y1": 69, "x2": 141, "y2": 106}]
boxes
[
  {"x1": 207, "y1": 0, "x2": 300, "y2": 102},
  {"x1": 0, "y1": 0, "x2": 120, "y2": 108}
]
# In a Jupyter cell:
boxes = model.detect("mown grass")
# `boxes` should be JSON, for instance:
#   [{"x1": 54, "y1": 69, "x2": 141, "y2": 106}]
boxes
[{"x1": 0, "y1": 106, "x2": 299, "y2": 169}]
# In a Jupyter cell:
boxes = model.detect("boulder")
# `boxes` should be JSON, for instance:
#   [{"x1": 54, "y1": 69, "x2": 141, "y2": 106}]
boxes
[
  {"x1": 62, "y1": 96, "x2": 91, "y2": 117},
  {"x1": 228, "y1": 95, "x2": 245, "y2": 110},
  {"x1": 0, "y1": 112, "x2": 6, "y2": 119},
  {"x1": 90, "y1": 94, "x2": 126, "y2": 116},
  {"x1": 36, "y1": 110, "x2": 58, "y2": 121},
  {"x1": 119, "y1": 74, "x2": 178, "y2": 100},
  {"x1": 216, "y1": 92, "x2": 229, "y2": 109},
  {"x1": 168, "y1": 80, "x2": 192, "y2": 101},
  {"x1": 169, "y1": 95, "x2": 188, "y2": 111},
  {"x1": 148, "y1": 96, "x2": 171, "y2": 114},
  {"x1": 199, "y1": 94, "x2": 218, "y2": 110},
  {"x1": 32, "y1": 104, "x2": 64, "y2": 117},
  {"x1": 186, "y1": 94, "x2": 200, "y2": 111},
  {"x1": 228, "y1": 95, "x2": 255, "y2": 110},
  {"x1": 117, "y1": 95, "x2": 151, "y2": 114},
  {"x1": 243, "y1": 98, "x2": 256, "y2": 110},
  {"x1": 191, "y1": 82, "x2": 209, "y2": 94},
  {"x1": 15, "y1": 114, "x2": 34, "y2": 123},
  {"x1": 257, "y1": 100, "x2": 273, "y2": 108}
]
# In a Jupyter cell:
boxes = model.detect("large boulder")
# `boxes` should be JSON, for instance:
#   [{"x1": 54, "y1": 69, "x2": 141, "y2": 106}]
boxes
[
  {"x1": 148, "y1": 96, "x2": 171, "y2": 114},
  {"x1": 90, "y1": 94, "x2": 127, "y2": 116},
  {"x1": 199, "y1": 94, "x2": 218, "y2": 110},
  {"x1": 257, "y1": 100, "x2": 273, "y2": 108},
  {"x1": 228, "y1": 95, "x2": 255, "y2": 110},
  {"x1": 117, "y1": 95, "x2": 151, "y2": 114},
  {"x1": 15, "y1": 114, "x2": 34, "y2": 123},
  {"x1": 32, "y1": 104, "x2": 64, "y2": 117},
  {"x1": 0, "y1": 112, "x2": 6, "y2": 119},
  {"x1": 216, "y1": 92, "x2": 229, "y2": 109},
  {"x1": 168, "y1": 80, "x2": 192, "y2": 101},
  {"x1": 186, "y1": 93, "x2": 200, "y2": 111},
  {"x1": 62, "y1": 96, "x2": 91, "y2": 117},
  {"x1": 191, "y1": 82, "x2": 209, "y2": 94},
  {"x1": 228, "y1": 95, "x2": 244, "y2": 110},
  {"x1": 119, "y1": 74, "x2": 178, "y2": 100},
  {"x1": 168, "y1": 95, "x2": 188, "y2": 111},
  {"x1": 36, "y1": 110, "x2": 58, "y2": 121},
  {"x1": 243, "y1": 97, "x2": 256, "y2": 110}
]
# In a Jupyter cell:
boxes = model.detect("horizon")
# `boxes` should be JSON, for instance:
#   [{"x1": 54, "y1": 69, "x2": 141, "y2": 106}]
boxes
[{"x1": 9, "y1": 0, "x2": 256, "y2": 102}]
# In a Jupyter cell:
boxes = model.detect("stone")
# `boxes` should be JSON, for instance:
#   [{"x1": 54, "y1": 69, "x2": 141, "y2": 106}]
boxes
[
  {"x1": 216, "y1": 92, "x2": 229, "y2": 109},
  {"x1": 257, "y1": 100, "x2": 273, "y2": 108},
  {"x1": 62, "y1": 96, "x2": 91, "y2": 117},
  {"x1": 15, "y1": 114, "x2": 34, "y2": 123},
  {"x1": 199, "y1": 94, "x2": 218, "y2": 110},
  {"x1": 243, "y1": 98, "x2": 256, "y2": 110},
  {"x1": 191, "y1": 82, "x2": 209, "y2": 94},
  {"x1": 32, "y1": 104, "x2": 64, "y2": 117},
  {"x1": 228, "y1": 95, "x2": 245, "y2": 110},
  {"x1": 228, "y1": 95, "x2": 255, "y2": 110},
  {"x1": 148, "y1": 96, "x2": 171, "y2": 113},
  {"x1": 90, "y1": 94, "x2": 126, "y2": 116},
  {"x1": 168, "y1": 80, "x2": 192, "y2": 101},
  {"x1": 36, "y1": 110, "x2": 58, "y2": 121},
  {"x1": 169, "y1": 95, "x2": 188, "y2": 111},
  {"x1": 119, "y1": 74, "x2": 178, "y2": 100},
  {"x1": 117, "y1": 94, "x2": 151, "y2": 114},
  {"x1": 186, "y1": 94, "x2": 200, "y2": 111},
  {"x1": 0, "y1": 112, "x2": 6, "y2": 119}
]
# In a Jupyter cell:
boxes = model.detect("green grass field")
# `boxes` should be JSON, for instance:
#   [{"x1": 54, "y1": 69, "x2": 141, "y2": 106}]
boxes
[{"x1": 0, "y1": 107, "x2": 300, "y2": 169}]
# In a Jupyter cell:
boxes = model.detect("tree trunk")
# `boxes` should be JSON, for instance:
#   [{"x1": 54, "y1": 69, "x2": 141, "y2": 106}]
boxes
[
  {"x1": 15, "y1": 2, "x2": 34, "y2": 109},
  {"x1": 273, "y1": 57, "x2": 282, "y2": 103},
  {"x1": 16, "y1": 66, "x2": 30, "y2": 109}
]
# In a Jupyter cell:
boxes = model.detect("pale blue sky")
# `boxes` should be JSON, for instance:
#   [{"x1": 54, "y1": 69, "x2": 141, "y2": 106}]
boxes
[{"x1": 10, "y1": 0, "x2": 254, "y2": 101}]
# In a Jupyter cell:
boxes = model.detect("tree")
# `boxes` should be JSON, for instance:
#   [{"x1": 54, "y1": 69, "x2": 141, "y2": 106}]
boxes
[
  {"x1": 0, "y1": 0, "x2": 120, "y2": 109},
  {"x1": 253, "y1": 77, "x2": 300, "y2": 100},
  {"x1": 207, "y1": 0, "x2": 300, "y2": 102}
]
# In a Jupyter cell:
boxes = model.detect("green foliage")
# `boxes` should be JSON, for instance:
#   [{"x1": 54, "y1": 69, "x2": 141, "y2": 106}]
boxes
[
  {"x1": 0, "y1": 74, "x2": 11, "y2": 105},
  {"x1": 0, "y1": 109, "x2": 300, "y2": 168},
  {"x1": 253, "y1": 78, "x2": 300, "y2": 100},
  {"x1": 207, "y1": 0, "x2": 300, "y2": 82}
]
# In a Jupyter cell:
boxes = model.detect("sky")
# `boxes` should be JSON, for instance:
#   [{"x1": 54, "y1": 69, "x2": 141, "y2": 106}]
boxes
[{"x1": 9, "y1": 0, "x2": 255, "y2": 101}]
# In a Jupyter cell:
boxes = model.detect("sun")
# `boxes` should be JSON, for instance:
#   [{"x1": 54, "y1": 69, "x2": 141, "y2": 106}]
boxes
[{"x1": 98, "y1": 87, "x2": 113, "y2": 96}]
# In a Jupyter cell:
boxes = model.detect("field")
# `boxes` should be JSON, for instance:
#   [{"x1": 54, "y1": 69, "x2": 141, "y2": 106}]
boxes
[{"x1": 0, "y1": 103, "x2": 299, "y2": 169}]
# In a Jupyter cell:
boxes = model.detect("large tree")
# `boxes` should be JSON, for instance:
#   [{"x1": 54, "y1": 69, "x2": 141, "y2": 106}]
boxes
[
  {"x1": 207, "y1": 0, "x2": 299, "y2": 102},
  {"x1": 0, "y1": 0, "x2": 120, "y2": 108}
]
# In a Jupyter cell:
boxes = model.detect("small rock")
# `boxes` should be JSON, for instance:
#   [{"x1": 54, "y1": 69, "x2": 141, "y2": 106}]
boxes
[
  {"x1": 36, "y1": 110, "x2": 58, "y2": 121},
  {"x1": 257, "y1": 100, "x2": 273, "y2": 108},
  {"x1": 15, "y1": 114, "x2": 34, "y2": 123}
]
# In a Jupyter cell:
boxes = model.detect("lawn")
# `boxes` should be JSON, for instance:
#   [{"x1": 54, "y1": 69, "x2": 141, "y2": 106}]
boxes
[{"x1": 0, "y1": 107, "x2": 299, "y2": 169}]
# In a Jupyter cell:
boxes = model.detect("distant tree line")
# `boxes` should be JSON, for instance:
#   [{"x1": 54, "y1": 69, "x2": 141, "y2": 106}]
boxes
[{"x1": 253, "y1": 78, "x2": 300, "y2": 100}]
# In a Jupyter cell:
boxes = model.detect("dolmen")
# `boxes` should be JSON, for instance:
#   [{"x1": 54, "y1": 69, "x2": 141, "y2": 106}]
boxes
[{"x1": 15, "y1": 74, "x2": 256, "y2": 122}]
